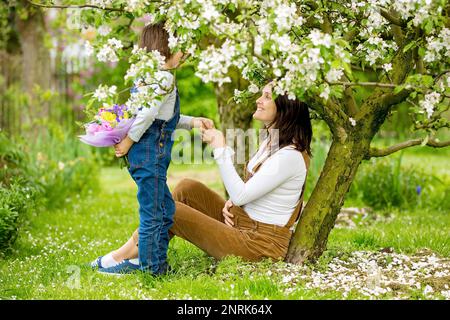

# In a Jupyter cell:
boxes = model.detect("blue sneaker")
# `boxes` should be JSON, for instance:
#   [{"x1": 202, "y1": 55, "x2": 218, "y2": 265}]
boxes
[
  {"x1": 159, "y1": 261, "x2": 173, "y2": 275},
  {"x1": 88, "y1": 256, "x2": 103, "y2": 269},
  {"x1": 98, "y1": 259, "x2": 141, "y2": 276}
]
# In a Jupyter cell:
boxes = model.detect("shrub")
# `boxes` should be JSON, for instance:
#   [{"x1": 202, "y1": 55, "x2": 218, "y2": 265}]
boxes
[
  {"x1": 348, "y1": 154, "x2": 431, "y2": 210},
  {"x1": 24, "y1": 120, "x2": 100, "y2": 209},
  {"x1": 0, "y1": 122, "x2": 100, "y2": 252},
  {"x1": 0, "y1": 179, "x2": 38, "y2": 252},
  {"x1": 0, "y1": 132, "x2": 40, "y2": 252}
]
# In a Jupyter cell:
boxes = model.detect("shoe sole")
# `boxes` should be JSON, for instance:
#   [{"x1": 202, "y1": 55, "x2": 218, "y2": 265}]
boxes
[{"x1": 97, "y1": 270, "x2": 130, "y2": 276}]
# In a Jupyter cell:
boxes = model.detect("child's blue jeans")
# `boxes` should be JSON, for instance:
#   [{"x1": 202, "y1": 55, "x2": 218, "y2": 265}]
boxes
[{"x1": 127, "y1": 91, "x2": 180, "y2": 274}]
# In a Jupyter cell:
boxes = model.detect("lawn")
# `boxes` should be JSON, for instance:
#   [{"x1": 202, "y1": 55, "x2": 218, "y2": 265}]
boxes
[{"x1": 0, "y1": 149, "x2": 449, "y2": 300}]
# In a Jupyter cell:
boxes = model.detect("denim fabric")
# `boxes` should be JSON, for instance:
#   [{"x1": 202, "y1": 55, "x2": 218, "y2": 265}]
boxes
[{"x1": 127, "y1": 89, "x2": 180, "y2": 274}]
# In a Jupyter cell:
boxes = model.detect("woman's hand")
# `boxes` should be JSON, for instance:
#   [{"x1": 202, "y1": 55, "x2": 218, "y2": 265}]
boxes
[
  {"x1": 191, "y1": 117, "x2": 214, "y2": 131},
  {"x1": 202, "y1": 129, "x2": 226, "y2": 149},
  {"x1": 114, "y1": 136, "x2": 134, "y2": 157},
  {"x1": 222, "y1": 199, "x2": 234, "y2": 227}
]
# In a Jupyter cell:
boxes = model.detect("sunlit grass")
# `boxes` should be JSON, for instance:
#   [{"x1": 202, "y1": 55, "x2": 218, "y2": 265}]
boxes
[{"x1": 0, "y1": 151, "x2": 448, "y2": 300}]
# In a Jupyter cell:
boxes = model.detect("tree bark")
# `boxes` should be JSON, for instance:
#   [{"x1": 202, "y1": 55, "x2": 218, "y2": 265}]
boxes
[
  {"x1": 285, "y1": 29, "x2": 415, "y2": 263},
  {"x1": 15, "y1": 3, "x2": 50, "y2": 126},
  {"x1": 286, "y1": 136, "x2": 370, "y2": 264}
]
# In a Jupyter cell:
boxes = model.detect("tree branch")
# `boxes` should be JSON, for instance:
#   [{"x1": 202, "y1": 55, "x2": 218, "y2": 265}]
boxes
[
  {"x1": 343, "y1": 29, "x2": 358, "y2": 42},
  {"x1": 329, "y1": 81, "x2": 398, "y2": 88},
  {"x1": 367, "y1": 137, "x2": 450, "y2": 159},
  {"x1": 27, "y1": 0, "x2": 126, "y2": 12},
  {"x1": 379, "y1": 9, "x2": 406, "y2": 27},
  {"x1": 343, "y1": 86, "x2": 358, "y2": 116}
]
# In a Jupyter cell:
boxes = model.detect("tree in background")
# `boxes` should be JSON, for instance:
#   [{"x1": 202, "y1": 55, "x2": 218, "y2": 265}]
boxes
[
  {"x1": 1, "y1": 0, "x2": 95, "y2": 133},
  {"x1": 25, "y1": 0, "x2": 450, "y2": 263},
  {"x1": 1, "y1": 1, "x2": 51, "y2": 130}
]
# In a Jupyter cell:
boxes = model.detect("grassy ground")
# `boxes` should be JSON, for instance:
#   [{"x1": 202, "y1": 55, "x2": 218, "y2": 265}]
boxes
[{"x1": 0, "y1": 149, "x2": 449, "y2": 300}]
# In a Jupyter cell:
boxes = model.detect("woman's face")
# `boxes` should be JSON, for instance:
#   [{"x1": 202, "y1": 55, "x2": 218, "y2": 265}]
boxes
[{"x1": 253, "y1": 84, "x2": 277, "y2": 124}]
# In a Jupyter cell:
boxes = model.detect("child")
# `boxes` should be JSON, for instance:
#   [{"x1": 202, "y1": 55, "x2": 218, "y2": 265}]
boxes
[{"x1": 92, "y1": 22, "x2": 213, "y2": 275}]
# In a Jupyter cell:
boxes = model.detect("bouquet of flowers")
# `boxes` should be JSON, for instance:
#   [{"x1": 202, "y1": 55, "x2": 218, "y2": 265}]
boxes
[
  {"x1": 79, "y1": 47, "x2": 171, "y2": 149},
  {"x1": 79, "y1": 104, "x2": 135, "y2": 147}
]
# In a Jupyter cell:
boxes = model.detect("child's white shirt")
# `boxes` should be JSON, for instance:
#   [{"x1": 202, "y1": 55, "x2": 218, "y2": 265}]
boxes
[{"x1": 127, "y1": 71, "x2": 193, "y2": 142}]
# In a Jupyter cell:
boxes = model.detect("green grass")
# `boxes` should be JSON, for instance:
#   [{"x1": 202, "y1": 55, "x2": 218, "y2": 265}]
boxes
[
  {"x1": 0, "y1": 157, "x2": 448, "y2": 300},
  {"x1": 328, "y1": 208, "x2": 450, "y2": 256}
]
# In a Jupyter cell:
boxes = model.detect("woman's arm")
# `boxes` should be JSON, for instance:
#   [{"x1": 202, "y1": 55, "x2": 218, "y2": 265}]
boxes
[{"x1": 213, "y1": 146, "x2": 306, "y2": 206}]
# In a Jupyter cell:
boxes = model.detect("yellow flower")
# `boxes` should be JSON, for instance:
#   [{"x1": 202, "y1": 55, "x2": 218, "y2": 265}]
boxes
[
  {"x1": 101, "y1": 111, "x2": 116, "y2": 122},
  {"x1": 123, "y1": 112, "x2": 129, "y2": 119}
]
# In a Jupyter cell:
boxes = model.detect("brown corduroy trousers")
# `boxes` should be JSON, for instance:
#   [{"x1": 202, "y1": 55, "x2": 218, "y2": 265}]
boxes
[{"x1": 132, "y1": 178, "x2": 293, "y2": 262}]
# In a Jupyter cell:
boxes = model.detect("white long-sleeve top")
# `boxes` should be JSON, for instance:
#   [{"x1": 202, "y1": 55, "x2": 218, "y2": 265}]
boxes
[
  {"x1": 213, "y1": 142, "x2": 307, "y2": 226},
  {"x1": 127, "y1": 71, "x2": 193, "y2": 142}
]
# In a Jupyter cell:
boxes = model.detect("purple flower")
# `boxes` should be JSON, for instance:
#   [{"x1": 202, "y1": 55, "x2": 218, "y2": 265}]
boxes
[{"x1": 416, "y1": 186, "x2": 422, "y2": 196}]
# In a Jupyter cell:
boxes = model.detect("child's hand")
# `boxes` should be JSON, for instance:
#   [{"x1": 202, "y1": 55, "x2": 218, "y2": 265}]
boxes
[
  {"x1": 114, "y1": 136, "x2": 134, "y2": 157},
  {"x1": 191, "y1": 117, "x2": 214, "y2": 132}
]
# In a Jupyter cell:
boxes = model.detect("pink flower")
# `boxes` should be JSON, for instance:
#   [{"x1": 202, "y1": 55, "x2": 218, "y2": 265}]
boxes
[
  {"x1": 101, "y1": 121, "x2": 113, "y2": 131},
  {"x1": 86, "y1": 123, "x2": 102, "y2": 134}
]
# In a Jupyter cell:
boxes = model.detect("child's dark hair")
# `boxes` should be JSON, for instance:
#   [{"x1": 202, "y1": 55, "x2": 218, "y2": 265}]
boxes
[{"x1": 139, "y1": 22, "x2": 172, "y2": 59}]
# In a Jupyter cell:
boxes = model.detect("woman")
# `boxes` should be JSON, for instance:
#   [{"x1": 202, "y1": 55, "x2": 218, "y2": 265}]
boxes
[{"x1": 95, "y1": 83, "x2": 312, "y2": 274}]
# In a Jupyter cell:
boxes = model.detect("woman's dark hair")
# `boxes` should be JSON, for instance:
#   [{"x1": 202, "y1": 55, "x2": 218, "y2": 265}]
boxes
[
  {"x1": 268, "y1": 94, "x2": 313, "y2": 157},
  {"x1": 139, "y1": 21, "x2": 172, "y2": 59}
]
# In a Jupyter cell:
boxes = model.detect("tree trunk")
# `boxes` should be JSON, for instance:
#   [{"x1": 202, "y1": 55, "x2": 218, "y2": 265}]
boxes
[
  {"x1": 15, "y1": 3, "x2": 50, "y2": 127},
  {"x1": 214, "y1": 70, "x2": 255, "y2": 179},
  {"x1": 286, "y1": 136, "x2": 371, "y2": 264}
]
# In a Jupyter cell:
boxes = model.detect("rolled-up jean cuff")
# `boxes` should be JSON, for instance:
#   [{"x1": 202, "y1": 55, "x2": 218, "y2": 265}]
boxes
[{"x1": 132, "y1": 229, "x2": 139, "y2": 246}]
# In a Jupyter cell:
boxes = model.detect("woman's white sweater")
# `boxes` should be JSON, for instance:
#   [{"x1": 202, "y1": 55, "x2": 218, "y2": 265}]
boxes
[{"x1": 213, "y1": 142, "x2": 307, "y2": 226}]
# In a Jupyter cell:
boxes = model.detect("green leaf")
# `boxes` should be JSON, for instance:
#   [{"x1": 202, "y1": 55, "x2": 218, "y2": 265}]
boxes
[
  {"x1": 423, "y1": 19, "x2": 434, "y2": 34},
  {"x1": 394, "y1": 84, "x2": 405, "y2": 94},
  {"x1": 403, "y1": 41, "x2": 417, "y2": 53},
  {"x1": 418, "y1": 47, "x2": 426, "y2": 57},
  {"x1": 421, "y1": 75, "x2": 433, "y2": 87},
  {"x1": 331, "y1": 60, "x2": 341, "y2": 69},
  {"x1": 343, "y1": 63, "x2": 354, "y2": 81}
]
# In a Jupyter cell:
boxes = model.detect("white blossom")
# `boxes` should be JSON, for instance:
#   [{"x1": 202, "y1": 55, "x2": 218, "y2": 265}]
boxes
[
  {"x1": 83, "y1": 0, "x2": 448, "y2": 137},
  {"x1": 93, "y1": 84, "x2": 117, "y2": 101},
  {"x1": 248, "y1": 84, "x2": 259, "y2": 93},
  {"x1": 201, "y1": 1, "x2": 220, "y2": 21},
  {"x1": 90, "y1": 0, "x2": 112, "y2": 9},
  {"x1": 320, "y1": 84, "x2": 330, "y2": 100},
  {"x1": 419, "y1": 92, "x2": 441, "y2": 119},
  {"x1": 274, "y1": 2, "x2": 301, "y2": 31},
  {"x1": 83, "y1": 41, "x2": 94, "y2": 57},
  {"x1": 424, "y1": 28, "x2": 450, "y2": 63},
  {"x1": 423, "y1": 285, "x2": 434, "y2": 296},
  {"x1": 97, "y1": 25, "x2": 112, "y2": 36},
  {"x1": 326, "y1": 68, "x2": 344, "y2": 82},
  {"x1": 383, "y1": 63, "x2": 393, "y2": 72},
  {"x1": 96, "y1": 38, "x2": 123, "y2": 63},
  {"x1": 309, "y1": 29, "x2": 332, "y2": 48},
  {"x1": 125, "y1": 0, "x2": 149, "y2": 12}
]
